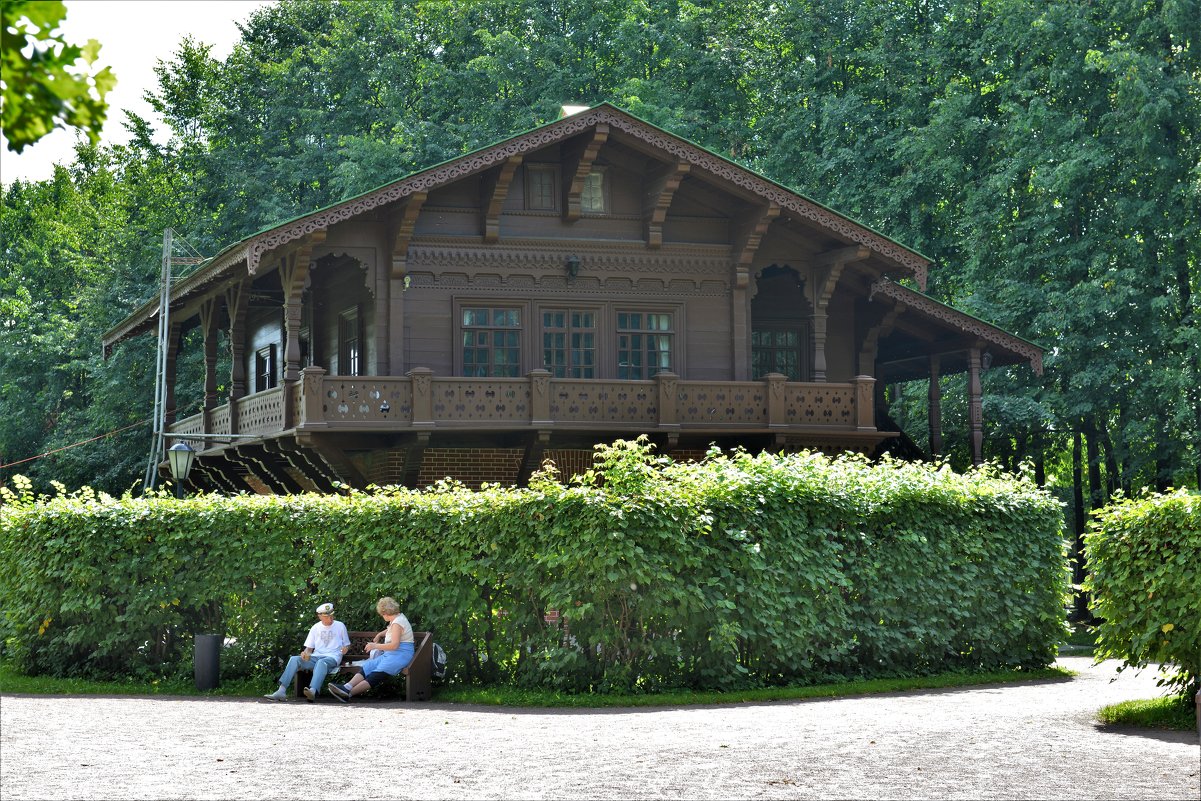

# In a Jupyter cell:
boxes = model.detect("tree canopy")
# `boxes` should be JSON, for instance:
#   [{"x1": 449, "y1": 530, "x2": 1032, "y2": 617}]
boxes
[
  {"x1": 2, "y1": 0, "x2": 1198, "y2": 533},
  {"x1": 1, "y1": 0, "x2": 116, "y2": 152}
]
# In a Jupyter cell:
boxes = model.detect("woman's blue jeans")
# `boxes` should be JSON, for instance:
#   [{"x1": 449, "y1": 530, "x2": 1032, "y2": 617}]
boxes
[{"x1": 277, "y1": 654, "x2": 340, "y2": 693}]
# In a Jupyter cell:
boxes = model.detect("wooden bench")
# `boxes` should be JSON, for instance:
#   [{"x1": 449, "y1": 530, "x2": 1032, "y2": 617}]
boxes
[{"x1": 292, "y1": 629, "x2": 433, "y2": 701}]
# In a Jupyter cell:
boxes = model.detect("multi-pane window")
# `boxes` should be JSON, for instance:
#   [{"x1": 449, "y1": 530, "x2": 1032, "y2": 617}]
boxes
[
  {"x1": 542, "y1": 309, "x2": 596, "y2": 377},
  {"x1": 617, "y1": 311, "x2": 673, "y2": 379},
  {"x1": 526, "y1": 166, "x2": 556, "y2": 211},
  {"x1": 581, "y1": 170, "x2": 606, "y2": 213},
  {"x1": 752, "y1": 327, "x2": 804, "y2": 381},
  {"x1": 462, "y1": 307, "x2": 521, "y2": 377},
  {"x1": 338, "y1": 308, "x2": 362, "y2": 376},
  {"x1": 254, "y1": 344, "x2": 277, "y2": 392}
]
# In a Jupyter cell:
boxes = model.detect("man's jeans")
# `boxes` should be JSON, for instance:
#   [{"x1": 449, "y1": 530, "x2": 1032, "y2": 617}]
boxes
[{"x1": 277, "y1": 655, "x2": 340, "y2": 693}]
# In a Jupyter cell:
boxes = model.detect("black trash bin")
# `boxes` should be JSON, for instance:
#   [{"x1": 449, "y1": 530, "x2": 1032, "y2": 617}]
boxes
[{"x1": 194, "y1": 633, "x2": 222, "y2": 691}]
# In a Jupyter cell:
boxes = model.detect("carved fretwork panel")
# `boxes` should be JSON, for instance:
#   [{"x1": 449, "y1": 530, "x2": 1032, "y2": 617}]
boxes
[
  {"x1": 432, "y1": 380, "x2": 532, "y2": 423},
  {"x1": 676, "y1": 385, "x2": 768, "y2": 425},
  {"x1": 548, "y1": 381, "x2": 658, "y2": 424}
]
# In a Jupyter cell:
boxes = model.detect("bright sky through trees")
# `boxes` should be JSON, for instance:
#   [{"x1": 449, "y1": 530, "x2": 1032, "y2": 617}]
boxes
[{"x1": 1, "y1": 0, "x2": 273, "y2": 184}]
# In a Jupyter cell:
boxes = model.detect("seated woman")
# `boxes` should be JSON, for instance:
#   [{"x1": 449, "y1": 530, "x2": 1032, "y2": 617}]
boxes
[{"x1": 328, "y1": 596, "x2": 414, "y2": 702}]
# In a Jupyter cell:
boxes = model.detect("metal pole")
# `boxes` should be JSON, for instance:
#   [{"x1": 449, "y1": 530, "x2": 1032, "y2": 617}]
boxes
[{"x1": 144, "y1": 229, "x2": 174, "y2": 492}]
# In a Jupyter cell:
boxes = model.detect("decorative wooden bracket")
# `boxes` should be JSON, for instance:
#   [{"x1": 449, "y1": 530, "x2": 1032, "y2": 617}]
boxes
[
  {"x1": 481, "y1": 155, "x2": 523, "y2": 243},
  {"x1": 280, "y1": 231, "x2": 326, "y2": 386},
  {"x1": 857, "y1": 305, "x2": 901, "y2": 376},
  {"x1": 643, "y1": 160, "x2": 690, "y2": 249},
  {"x1": 563, "y1": 123, "x2": 609, "y2": 222},
  {"x1": 813, "y1": 245, "x2": 869, "y2": 311},
  {"x1": 391, "y1": 192, "x2": 427, "y2": 279},
  {"x1": 732, "y1": 202, "x2": 780, "y2": 288}
]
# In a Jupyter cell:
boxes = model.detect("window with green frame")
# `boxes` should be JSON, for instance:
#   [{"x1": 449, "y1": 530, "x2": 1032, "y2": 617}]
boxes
[
  {"x1": 462, "y1": 307, "x2": 522, "y2": 377},
  {"x1": 617, "y1": 311, "x2": 672, "y2": 379}
]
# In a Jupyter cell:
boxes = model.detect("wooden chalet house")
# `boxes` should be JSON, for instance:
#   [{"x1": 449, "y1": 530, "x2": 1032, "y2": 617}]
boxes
[{"x1": 103, "y1": 104, "x2": 1043, "y2": 494}]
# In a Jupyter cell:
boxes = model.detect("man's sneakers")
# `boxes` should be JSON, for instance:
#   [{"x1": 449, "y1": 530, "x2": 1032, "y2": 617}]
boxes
[
  {"x1": 264, "y1": 686, "x2": 288, "y2": 701},
  {"x1": 328, "y1": 683, "x2": 350, "y2": 702},
  {"x1": 303, "y1": 687, "x2": 316, "y2": 702}
]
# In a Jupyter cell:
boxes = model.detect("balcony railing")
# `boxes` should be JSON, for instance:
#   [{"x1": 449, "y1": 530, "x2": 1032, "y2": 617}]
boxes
[{"x1": 167, "y1": 368, "x2": 877, "y2": 440}]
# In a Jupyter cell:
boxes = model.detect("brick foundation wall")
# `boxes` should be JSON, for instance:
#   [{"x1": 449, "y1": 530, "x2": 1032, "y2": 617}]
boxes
[{"x1": 418, "y1": 448, "x2": 523, "y2": 489}]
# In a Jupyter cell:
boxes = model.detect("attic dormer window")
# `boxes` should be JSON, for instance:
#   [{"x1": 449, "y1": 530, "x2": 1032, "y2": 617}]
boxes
[
  {"x1": 525, "y1": 165, "x2": 557, "y2": 211},
  {"x1": 581, "y1": 169, "x2": 607, "y2": 214}
]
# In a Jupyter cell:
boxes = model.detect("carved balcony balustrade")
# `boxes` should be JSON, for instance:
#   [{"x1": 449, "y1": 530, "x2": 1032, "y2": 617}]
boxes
[{"x1": 166, "y1": 368, "x2": 880, "y2": 443}]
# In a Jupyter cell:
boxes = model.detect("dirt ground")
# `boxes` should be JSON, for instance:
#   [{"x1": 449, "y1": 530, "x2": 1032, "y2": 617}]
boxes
[{"x1": 1, "y1": 656, "x2": 1197, "y2": 800}]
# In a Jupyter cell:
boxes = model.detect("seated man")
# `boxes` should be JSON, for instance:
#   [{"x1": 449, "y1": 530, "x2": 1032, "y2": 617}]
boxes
[{"x1": 264, "y1": 602, "x2": 350, "y2": 701}]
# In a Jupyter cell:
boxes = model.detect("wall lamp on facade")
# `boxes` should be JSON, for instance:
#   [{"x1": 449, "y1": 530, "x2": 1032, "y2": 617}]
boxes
[
  {"x1": 981, "y1": 350, "x2": 993, "y2": 371},
  {"x1": 166, "y1": 441, "x2": 196, "y2": 499},
  {"x1": 565, "y1": 254, "x2": 581, "y2": 278}
]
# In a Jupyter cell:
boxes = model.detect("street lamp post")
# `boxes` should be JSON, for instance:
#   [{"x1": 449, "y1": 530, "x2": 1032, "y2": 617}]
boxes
[{"x1": 166, "y1": 441, "x2": 196, "y2": 499}]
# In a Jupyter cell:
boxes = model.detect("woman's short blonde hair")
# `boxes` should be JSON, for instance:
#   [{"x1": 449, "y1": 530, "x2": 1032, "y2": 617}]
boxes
[{"x1": 376, "y1": 596, "x2": 400, "y2": 616}]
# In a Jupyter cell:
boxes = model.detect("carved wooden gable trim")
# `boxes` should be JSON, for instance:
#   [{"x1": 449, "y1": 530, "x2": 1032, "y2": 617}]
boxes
[
  {"x1": 869, "y1": 279, "x2": 1043, "y2": 375},
  {"x1": 202, "y1": 106, "x2": 929, "y2": 285}
]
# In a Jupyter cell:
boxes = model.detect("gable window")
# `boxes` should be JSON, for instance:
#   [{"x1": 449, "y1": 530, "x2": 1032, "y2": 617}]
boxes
[
  {"x1": 542, "y1": 308, "x2": 596, "y2": 378},
  {"x1": 254, "y1": 344, "x2": 277, "y2": 393},
  {"x1": 526, "y1": 165, "x2": 557, "y2": 211},
  {"x1": 617, "y1": 311, "x2": 673, "y2": 379},
  {"x1": 462, "y1": 307, "x2": 522, "y2": 377},
  {"x1": 581, "y1": 169, "x2": 606, "y2": 214},
  {"x1": 338, "y1": 307, "x2": 362, "y2": 376}
]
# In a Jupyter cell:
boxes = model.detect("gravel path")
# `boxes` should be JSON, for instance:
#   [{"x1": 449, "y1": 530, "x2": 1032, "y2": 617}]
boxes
[{"x1": 1, "y1": 656, "x2": 1197, "y2": 800}]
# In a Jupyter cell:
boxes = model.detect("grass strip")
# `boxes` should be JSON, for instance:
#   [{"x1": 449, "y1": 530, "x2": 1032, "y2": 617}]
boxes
[
  {"x1": 433, "y1": 667, "x2": 1073, "y2": 708},
  {"x1": 1, "y1": 661, "x2": 1071, "y2": 706},
  {"x1": 1097, "y1": 696, "x2": 1197, "y2": 731}
]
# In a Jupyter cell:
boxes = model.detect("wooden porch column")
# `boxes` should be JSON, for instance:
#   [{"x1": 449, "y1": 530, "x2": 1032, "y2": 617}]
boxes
[
  {"x1": 765, "y1": 372, "x2": 787, "y2": 427},
  {"x1": 200, "y1": 297, "x2": 221, "y2": 434},
  {"x1": 968, "y1": 346, "x2": 983, "y2": 465},
  {"x1": 225, "y1": 277, "x2": 251, "y2": 434},
  {"x1": 812, "y1": 246, "x2": 868, "y2": 382},
  {"x1": 655, "y1": 371, "x2": 679, "y2": 429},
  {"x1": 408, "y1": 367, "x2": 434, "y2": 427},
  {"x1": 163, "y1": 321, "x2": 183, "y2": 425},
  {"x1": 928, "y1": 355, "x2": 943, "y2": 456},
  {"x1": 528, "y1": 369, "x2": 551, "y2": 425},
  {"x1": 853, "y1": 375, "x2": 876, "y2": 430},
  {"x1": 280, "y1": 233, "x2": 325, "y2": 428}
]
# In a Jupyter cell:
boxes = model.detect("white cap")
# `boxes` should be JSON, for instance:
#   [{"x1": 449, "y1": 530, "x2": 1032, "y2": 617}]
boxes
[{"x1": 315, "y1": 603, "x2": 334, "y2": 615}]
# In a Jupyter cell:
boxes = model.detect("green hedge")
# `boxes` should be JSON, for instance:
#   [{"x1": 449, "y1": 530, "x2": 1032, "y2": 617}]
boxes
[
  {"x1": 0, "y1": 441, "x2": 1068, "y2": 691},
  {"x1": 1085, "y1": 489, "x2": 1201, "y2": 697}
]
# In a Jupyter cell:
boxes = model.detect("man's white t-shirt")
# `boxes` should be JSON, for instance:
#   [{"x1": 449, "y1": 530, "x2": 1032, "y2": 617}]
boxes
[{"x1": 304, "y1": 620, "x2": 351, "y2": 663}]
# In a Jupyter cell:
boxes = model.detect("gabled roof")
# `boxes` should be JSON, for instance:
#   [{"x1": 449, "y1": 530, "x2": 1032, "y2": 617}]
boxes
[
  {"x1": 869, "y1": 278, "x2": 1044, "y2": 377},
  {"x1": 104, "y1": 103, "x2": 934, "y2": 351}
]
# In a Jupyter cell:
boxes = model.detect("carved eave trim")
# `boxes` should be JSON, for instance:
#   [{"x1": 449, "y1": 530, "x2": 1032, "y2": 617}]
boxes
[
  {"x1": 563, "y1": 123, "x2": 610, "y2": 222},
  {"x1": 482, "y1": 155, "x2": 523, "y2": 243},
  {"x1": 391, "y1": 192, "x2": 428, "y2": 279},
  {"x1": 733, "y1": 203, "x2": 780, "y2": 288},
  {"x1": 644, "y1": 161, "x2": 691, "y2": 249},
  {"x1": 869, "y1": 279, "x2": 1044, "y2": 375}
]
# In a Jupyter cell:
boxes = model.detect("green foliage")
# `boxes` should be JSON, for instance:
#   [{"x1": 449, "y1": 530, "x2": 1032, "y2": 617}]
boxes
[
  {"x1": 1085, "y1": 489, "x2": 1201, "y2": 697},
  {"x1": 0, "y1": 442, "x2": 1068, "y2": 691},
  {"x1": 1, "y1": 0, "x2": 116, "y2": 152}
]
